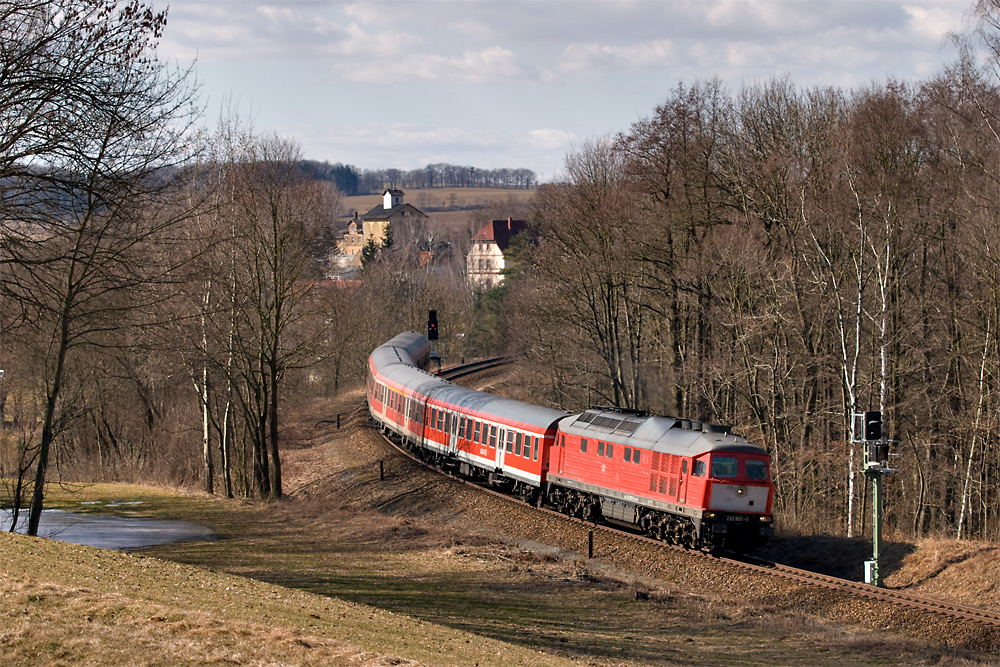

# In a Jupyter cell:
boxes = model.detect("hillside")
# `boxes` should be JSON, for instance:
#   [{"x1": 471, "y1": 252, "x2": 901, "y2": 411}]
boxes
[{"x1": 1, "y1": 385, "x2": 997, "y2": 665}]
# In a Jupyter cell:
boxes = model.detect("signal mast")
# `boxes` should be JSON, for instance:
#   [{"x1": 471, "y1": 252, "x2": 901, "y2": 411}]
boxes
[
  {"x1": 853, "y1": 410, "x2": 898, "y2": 587},
  {"x1": 427, "y1": 309, "x2": 443, "y2": 375}
]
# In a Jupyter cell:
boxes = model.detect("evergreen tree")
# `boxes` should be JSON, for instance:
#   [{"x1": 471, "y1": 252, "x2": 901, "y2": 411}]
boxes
[
  {"x1": 382, "y1": 222, "x2": 394, "y2": 250},
  {"x1": 360, "y1": 236, "x2": 379, "y2": 267}
]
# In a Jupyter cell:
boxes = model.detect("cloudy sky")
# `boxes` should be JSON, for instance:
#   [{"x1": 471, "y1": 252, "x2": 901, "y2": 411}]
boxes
[{"x1": 158, "y1": 0, "x2": 975, "y2": 182}]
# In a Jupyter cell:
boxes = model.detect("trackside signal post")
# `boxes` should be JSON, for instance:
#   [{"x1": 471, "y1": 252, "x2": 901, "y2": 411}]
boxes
[
  {"x1": 854, "y1": 410, "x2": 898, "y2": 587},
  {"x1": 428, "y1": 310, "x2": 443, "y2": 374}
]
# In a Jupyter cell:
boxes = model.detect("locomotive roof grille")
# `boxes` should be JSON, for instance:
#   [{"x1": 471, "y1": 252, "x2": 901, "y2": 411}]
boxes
[
  {"x1": 573, "y1": 412, "x2": 645, "y2": 435},
  {"x1": 614, "y1": 420, "x2": 643, "y2": 435},
  {"x1": 591, "y1": 415, "x2": 621, "y2": 429}
]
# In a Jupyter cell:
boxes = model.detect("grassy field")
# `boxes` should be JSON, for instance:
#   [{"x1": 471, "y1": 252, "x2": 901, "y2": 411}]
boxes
[
  {"x1": 1, "y1": 392, "x2": 995, "y2": 665},
  {"x1": 1, "y1": 485, "x2": 574, "y2": 667}
]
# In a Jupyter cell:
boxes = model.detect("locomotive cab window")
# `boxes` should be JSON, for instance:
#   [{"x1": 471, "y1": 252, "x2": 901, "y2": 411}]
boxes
[
  {"x1": 693, "y1": 460, "x2": 706, "y2": 476},
  {"x1": 711, "y1": 456, "x2": 738, "y2": 479},
  {"x1": 746, "y1": 459, "x2": 769, "y2": 481}
]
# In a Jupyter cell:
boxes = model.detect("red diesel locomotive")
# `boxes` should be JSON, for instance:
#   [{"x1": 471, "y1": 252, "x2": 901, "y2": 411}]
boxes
[{"x1": 367, "y1": 332, "x2": 774, "y2": 552}]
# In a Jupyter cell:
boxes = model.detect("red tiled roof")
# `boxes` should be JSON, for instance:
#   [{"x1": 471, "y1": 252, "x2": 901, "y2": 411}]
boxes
[{"x1": 473, "y1": 218, "x2": 528, "y2": 251}]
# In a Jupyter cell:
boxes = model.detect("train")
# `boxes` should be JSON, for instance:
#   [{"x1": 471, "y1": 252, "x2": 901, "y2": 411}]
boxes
[{"x1": 367, "y1": 331, "x2": 774, "y2": 553}]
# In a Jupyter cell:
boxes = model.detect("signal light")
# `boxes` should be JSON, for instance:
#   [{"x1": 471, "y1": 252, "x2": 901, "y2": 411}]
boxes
[
  {"x1": 427, "y1": 309, "x2": 438, "y2": 341},
  {"x1": 864, "y1": 411, "x2": 882, "y2": 441}
]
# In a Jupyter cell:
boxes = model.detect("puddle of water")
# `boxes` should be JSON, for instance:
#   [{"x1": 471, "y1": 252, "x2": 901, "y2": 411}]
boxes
[{"x1": 0, "y1": 508, "x2": 214, "y2": 550}]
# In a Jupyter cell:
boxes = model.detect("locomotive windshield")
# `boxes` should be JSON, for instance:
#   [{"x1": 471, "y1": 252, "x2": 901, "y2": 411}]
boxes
[
  {"x1": 745, "y1": 459, "x2": 769, "y2": 481},
  {"x1": 710, "y1": 456, "x2": 738, "y2": 479}
]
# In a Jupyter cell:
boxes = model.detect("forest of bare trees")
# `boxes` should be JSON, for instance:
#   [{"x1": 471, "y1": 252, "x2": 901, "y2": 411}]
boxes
[
  {"x1": 299, "y1": 161, "x2": 537, "y2": 196},
  {"x1": 505, "y1": 7, "x2": 1000, "y2": 541},
  {"x1": 7, "y1": 0, "x2": 1000, "y2": 549}
]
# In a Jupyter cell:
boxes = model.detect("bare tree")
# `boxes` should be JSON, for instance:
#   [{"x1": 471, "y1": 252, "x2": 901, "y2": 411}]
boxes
[{"x1": 0, "y1": 0, "x2": 199, "y2": 535}]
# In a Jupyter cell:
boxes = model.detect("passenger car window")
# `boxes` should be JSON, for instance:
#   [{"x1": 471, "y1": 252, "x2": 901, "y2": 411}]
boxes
[
  {"x1": 515, "y1": 432, "x2": 523, "y2": 456},
  {"x1": 474, "y1": 421, "x2": 481, "y2": 442},
  {"x1": 506, "y1": 431, "x2": 514, "y2": 452},
  {"x1": 533, "y1": 437, "x2": 539, "y2": 461},
  {"x1": 711, "y1": 456, "x2": 739, "y2": 479},
  {"x1": 489, "y1": 425, "x2": 497, "y2": 448}
]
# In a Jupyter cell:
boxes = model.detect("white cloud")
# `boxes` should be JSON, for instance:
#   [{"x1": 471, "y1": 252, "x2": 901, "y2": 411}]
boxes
[
  {"x1": 159, "y1": 1, "x2": 975, "y2": 179},
  {"x1": 336, "y1": 45, "x2": 539, "y2": 84},
  {"x1": 559, "y1": 40, "x2": 676, "y2": 75}
]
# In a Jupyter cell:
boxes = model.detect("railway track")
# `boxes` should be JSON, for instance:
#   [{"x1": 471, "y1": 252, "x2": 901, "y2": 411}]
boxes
[
  {"x1": 730, "y1": 555, "x2": 1000, "y2": 626},
  {"x1": 438, "y1": 356, "x2": 506, "y2": 381},
  {"x1": 373, "y1": 357, "x2": 1000, "y2": 633}
]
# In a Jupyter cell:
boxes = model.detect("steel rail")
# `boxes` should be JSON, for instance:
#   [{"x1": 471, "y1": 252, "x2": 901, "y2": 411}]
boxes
[{"x1": 438, "y1": 356, "x2": 506, "y2": 381}]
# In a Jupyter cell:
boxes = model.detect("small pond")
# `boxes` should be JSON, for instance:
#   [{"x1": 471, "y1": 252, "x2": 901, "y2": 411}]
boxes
[{"x1": 1, "y1": 503, "x2": 214, "y2": 550}]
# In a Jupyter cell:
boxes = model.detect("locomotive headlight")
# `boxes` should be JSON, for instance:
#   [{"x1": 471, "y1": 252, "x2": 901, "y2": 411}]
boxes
[
  {"x1": 704, "y1": 512, "x2": 716, "y2": 520},
  {"x1": 736, "y1": 486, "x2": 747, "y2": 497},
  {"x1": 759, "y1": 515, "x2": 772, "y2": 522}
]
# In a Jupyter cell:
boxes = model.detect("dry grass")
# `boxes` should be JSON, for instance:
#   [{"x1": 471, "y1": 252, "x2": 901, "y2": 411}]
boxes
[{"x1": 0, "y1": 524, "x2": 574, "y2": 667}]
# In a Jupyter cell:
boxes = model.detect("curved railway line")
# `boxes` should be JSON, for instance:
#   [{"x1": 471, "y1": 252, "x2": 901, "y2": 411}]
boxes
[{"x1": 372, "y1": 357, "x2": 1000, "y2": 636}]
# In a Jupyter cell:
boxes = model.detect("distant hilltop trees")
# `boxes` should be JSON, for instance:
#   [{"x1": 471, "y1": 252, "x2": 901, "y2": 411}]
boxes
[{"x1": 297, "y1": 161, "x2": 536, "y2": 196}]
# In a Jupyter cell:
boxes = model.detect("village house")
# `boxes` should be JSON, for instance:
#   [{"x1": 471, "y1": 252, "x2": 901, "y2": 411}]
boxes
[
  {"x1": 466, "y1": 218, "x2": 529, "y2": 290},
  {"x1": 359, "y1": 188, "x2": 428, "y2": 248},
  {"x1": 339, "y1": 215, "x2": 365, "y2": 256},
  {"x1": 332, "y1": 189, "x2": 431, "y2": 279}
]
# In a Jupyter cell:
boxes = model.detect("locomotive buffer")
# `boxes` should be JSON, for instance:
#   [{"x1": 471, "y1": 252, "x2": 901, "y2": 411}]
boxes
[{"x1": 854, "y1": 411, "x2": 899, "y2": 587}]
